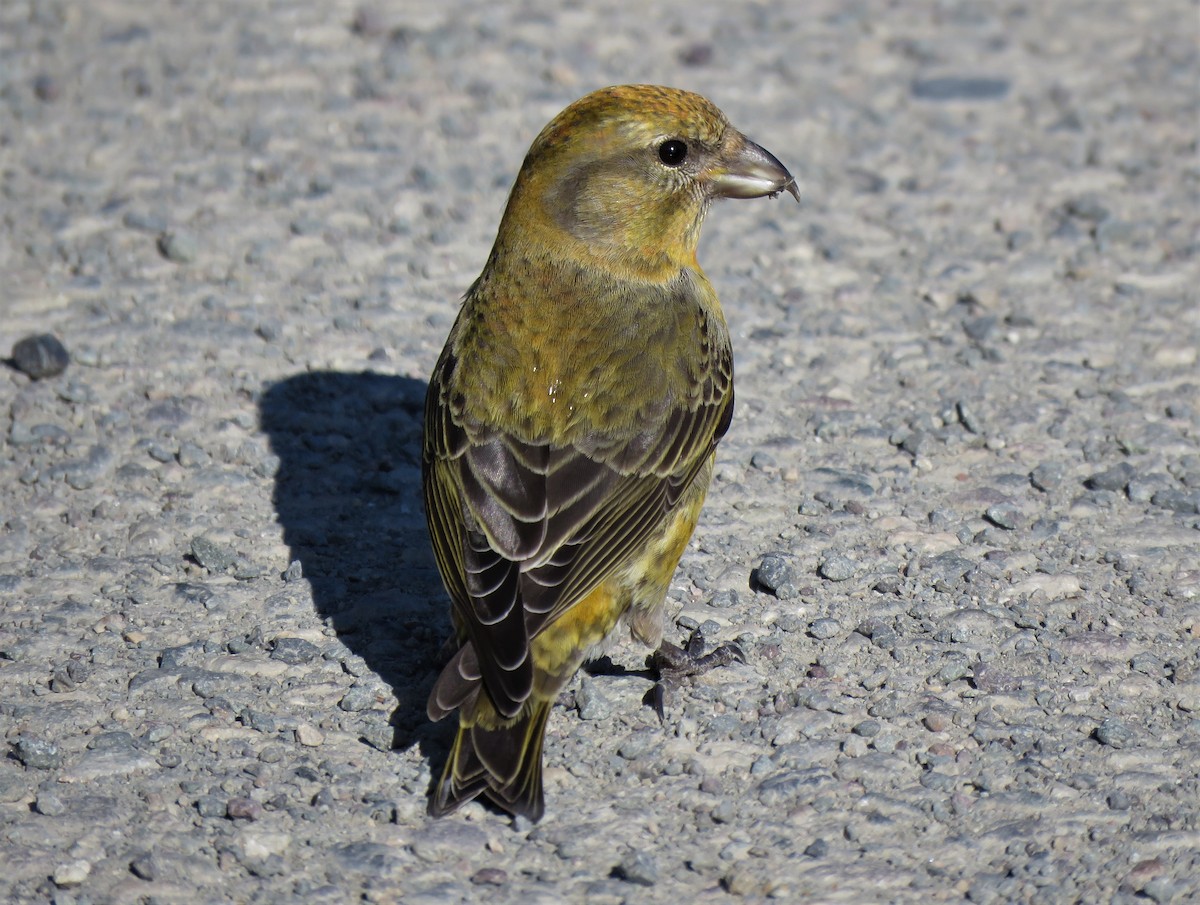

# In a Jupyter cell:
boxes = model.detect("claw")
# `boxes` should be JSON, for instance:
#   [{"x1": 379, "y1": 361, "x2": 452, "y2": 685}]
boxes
[
  {"x1": 645, "y1": 629, "x2": 747, "y2": 722},
  {"x1": 644, "y1": 683, "x2": 668, "y2": 723}
]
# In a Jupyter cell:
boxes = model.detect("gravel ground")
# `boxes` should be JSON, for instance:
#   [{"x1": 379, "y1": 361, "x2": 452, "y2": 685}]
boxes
[{"x1": 2, "y1": 1, "x2": 1199, "y2": 902}]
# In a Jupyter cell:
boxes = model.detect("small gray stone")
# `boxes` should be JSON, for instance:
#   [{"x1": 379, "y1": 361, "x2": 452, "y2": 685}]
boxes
[
  {"x1": 963, "y1": 315, "x2": 998, "y2": 343},
  {"x1": 226, "y1": 797, "x2": 262, "y2": 820},
  {"x1": 129, "y1": 854, "x2": 157, "y2": 881},
  {"x1": 33, "y1": 73, "x2": 61, "y2": 102},
  {"x1": 614, "y1": 851, "x2": 659, "y2": 886},
  {"x1": 35, "y1": 790, "x2": 67, "y2": 816},
  {"x1": 1142, "y1": 877, "x2": 1184, "y2": 905},
  {"x1": 1151, "y1": 489, "x2": 1200, "y2": 514},
  {"x1": 12, "y1": 333, "x2": 70, "y2": 379},
  {"x1": 710, "y1": 799, "x2": 735, "y2": 823},
  {"x1": 920, "y1": 770, "x2": 956, "y2": 791},
  {"x1": 868, "y1": 693, "x2": 903, "y2": 719},
  {"x1": 957, "y1": 399, "x2": 983, "y2": 434},
  {"x1": 617, "y1": 729, "x2": 656, "y2": 760},
  {"x1": 283, "y1": 560, "x2": 304, "y2": 582},
  {"x1": 13, "y1": 735, "x2": 63, "y2": 770},
  {"x1": 804, "y1": 838, "x2": 828, "y2": 858},
  {"x1": 52, "y1": 860, "x2": 91, "y2": 888},
  {"x1": 707, "y1": 589, "x2": 739, "y2": 609},
  {"x1": 912, "y1": 76, "x2": 1010, "y2": 101},
  {"x1": 984, "y1": 504, "x2": 1021, "y2": 530},
  {"x1": 270, "y1": 637, "x2": 321, "y2": 665},
  {"x1": 576, "y1": 677, "x2": 613, "y2": 721},
  {"x1": 190, "y1": 536, "x2": 235, "y2": 572},
  {"x1": 750, "y1": 450, "x2": 777, "y2": 470},
  {"x1": 177, "y1": 442, "x2": 209, "y2": 467},
  {"x1": 756, "y1": 768, "x2": 833, "y2": 805},
  {"x1": 809, "y1": 617, "x2": 842, "y2": 640},
  {"x1": 755, "y1": 553, "x2": 795, "y2": 595},
  {"x1": 1095, "y1": 717, "x2": 1135, "y2": 748},
  {"x1": 160, "y1": 641, "x2": 205, "y2": 668},
  {"x1": 338, "y1": 683, "x2": 377, "y2": 713},
  {"x1": 470, "y1": 867, "x2": 508, "y2": 886},
  {"x1": 1085, "y1": 462, "x2": 1136, "y2": 492},
  {"x1": 1030, "y1": 462, "x2": 1066, "y2": 491},
  {"x1": 852, "y1": 720, "x2": 881, "y2": 738},
  {"x1": 123, "y1": 210, "x2": 168, "y2": 232},
  {"x1": 158, "y1": 230, "x2": 198, "y2": 262},
  {"x1": 1065, "y1": 195, "x2": 1110, "y2": 222},
  {"x1": 410, "y1": 821, "x2": 488, "y2": 863},
  {"x1": 87, "y1": 730, "x2": 135, "y2": 751},
  {"x1": 196, "y1": 794, "x2": 226, "y2": 817},
  {"x1": 934, "y1": 655, "x2": 972, "y2": 683},
  {"x1": 818, "y1": 555, "x2": 858, "y2": 581}
]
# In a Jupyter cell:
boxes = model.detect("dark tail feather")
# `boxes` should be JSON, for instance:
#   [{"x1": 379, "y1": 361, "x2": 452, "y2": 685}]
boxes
[{"x1": 429, "y1": 698, "x2": 552, "y2": 822}]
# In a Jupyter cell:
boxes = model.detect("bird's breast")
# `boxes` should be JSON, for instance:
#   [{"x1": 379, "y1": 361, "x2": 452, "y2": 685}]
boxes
[{"x1": 456, "y1": 263, "x2": 727, "y2": 447}]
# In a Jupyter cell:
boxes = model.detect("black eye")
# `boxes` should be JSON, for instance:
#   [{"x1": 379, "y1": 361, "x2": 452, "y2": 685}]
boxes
[{"x1": 658, "y1": 139, "x2": 688, "y2": 167}]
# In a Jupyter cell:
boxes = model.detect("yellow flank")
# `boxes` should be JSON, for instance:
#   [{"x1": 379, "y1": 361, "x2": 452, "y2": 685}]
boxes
[
  {"x1": 531, "y1": 582, "x2": 622, "y2": 678},
  {"x1": 423, "y1": 84, "x2": 798, "y2": 821}
]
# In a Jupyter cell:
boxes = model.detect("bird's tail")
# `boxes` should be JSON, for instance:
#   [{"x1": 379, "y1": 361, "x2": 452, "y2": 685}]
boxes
[{"x1": 429, "y1": 695, "x2": 552, "y2": 822}]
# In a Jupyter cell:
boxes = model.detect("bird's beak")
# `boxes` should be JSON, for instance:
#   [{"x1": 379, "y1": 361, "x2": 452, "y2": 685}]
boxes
[{"x1": 708, "y1": 136, "x2": 800, "y2": 202}]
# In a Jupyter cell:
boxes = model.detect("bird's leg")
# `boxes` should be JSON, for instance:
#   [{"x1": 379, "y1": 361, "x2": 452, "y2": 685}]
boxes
[{"x1": 645, "y1": 627, "x2": 746, "y2": 722}]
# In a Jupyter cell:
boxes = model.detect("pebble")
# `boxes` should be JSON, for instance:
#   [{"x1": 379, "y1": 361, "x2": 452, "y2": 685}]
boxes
[
  {"x1": 707, "y1": 589, "x2": 739, "y2": 608},
  {"x1": 818, "y1": 555, "x2": 858, "y2": 581},
  {"x1": 984, "y1": 503, "x2": 1021, "y2": 530},
  {"x1": 1150, "y1": 489, "x2": 1200, "y2": 514},
  {"x1": 1030, "y1": 462, "x2": 1066, "y2": 491},
  {"x1": 1085, "y1": 462, "x2": 1136, "y2": 492},
  {"x1": 11, "y1": 333, "x2": 70, "y2": 379},
  {"x1": 59, "y1": 747, "x2": 158, "y2": 782},
  {"x1": 53, "y1": 860, "x2": 91, "y2": 887},
  {"x1": 178, "y1": 441, "x2": 209, "y2": 467},
  {"x1": 227, "y1": 797, "x2": 263, "y2": 820},
  {"x1": 33, "y1": 73, "x2": 62, "y2": 102},
  {"x1": 754, "y1": 553, "x2": 799, "y2": 599},
  {"x1": 841, "y1": 736, "x2": 869, "y2": 757},
  {"x1": 158, "y1": 230, "x2": 199, "y2": 262},
  {"x1": 756, "y1": 769, "x2": 833, "y2": 806},
  {"x1": 12, "y1": 735, "x2": 63, "y2": 770},
  {"x1": 190, "y1": 535, "x2": 236, "y2": 572},
  {"x1": 804, "y1": 838, "x2": 828, "y2": 858},
  {"x1": 614, "y1": 851, "x2": 659, "y2": 886},
  {"x1": 295, "y1": 725, "x2": 324, "y2": 747},
  {"x1": 617, "y1": 729, "x2": 656, "y2": 760},
  {"x1": 471, "y1": 867, "x2": 508, "y2": 886},
  {"x1": 410, "y1": 822, "x2": 488, "y2": 863},
  {"x1": 575, "y1": 676, "x2": 613, "y2": 721},
  {"x1": 35, "y1": 790, "x2": 67, "y2": 816},
  {"x1": 129, "y1": 854, "x2": 157, "y2": 880},
  {"x1": 808, "y1": 617, "x2": 842, "y2": 639},
  {"x1": 710, "y1": 800, "x2": 735, "y2": 823},
  {"x1": 338, "y1": 683, "x2": 377, "y2": 712},
  {"x1": 911, "y1": 76, "x2": 1010, "y2": 101},
  {"x1": 1095, "y1": 718, "x2": 1135, "y2": 748},
  {"x1": 270, "y1": 637, "x2": 322, "y2": 664}
]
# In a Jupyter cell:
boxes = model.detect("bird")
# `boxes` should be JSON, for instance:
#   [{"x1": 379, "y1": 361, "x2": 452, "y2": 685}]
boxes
[{"x1": 422, "y1": 84, "x2": 798, "y2": 821}]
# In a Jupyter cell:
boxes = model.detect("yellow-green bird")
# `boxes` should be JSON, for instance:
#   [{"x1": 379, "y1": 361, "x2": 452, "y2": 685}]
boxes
[{"x1": 423, "y1": 84, "x2": 798, "y2": 821}]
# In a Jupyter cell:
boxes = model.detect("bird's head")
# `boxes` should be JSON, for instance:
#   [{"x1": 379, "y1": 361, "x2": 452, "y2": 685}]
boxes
[{"x1": 499, "y1": 85, "x2": 798, "y2": 282}]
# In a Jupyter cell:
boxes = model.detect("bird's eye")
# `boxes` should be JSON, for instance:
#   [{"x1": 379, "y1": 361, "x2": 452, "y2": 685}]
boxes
[{"x1": 658, "y1": 139, "x2": 689, "y2": 167}]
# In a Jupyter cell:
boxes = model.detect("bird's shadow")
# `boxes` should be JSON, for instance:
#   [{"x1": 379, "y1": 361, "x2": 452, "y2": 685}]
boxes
[{"x1": 259, "y1": 370, "x2": 449, "y2": 762}]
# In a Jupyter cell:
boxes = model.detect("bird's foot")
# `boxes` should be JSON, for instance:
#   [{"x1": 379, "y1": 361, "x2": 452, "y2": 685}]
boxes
[{"x1": 645, "y1": 628, "x2": 745, "y2": 722}]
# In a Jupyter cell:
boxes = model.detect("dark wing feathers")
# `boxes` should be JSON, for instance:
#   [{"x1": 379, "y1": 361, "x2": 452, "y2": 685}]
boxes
[{"x1": 425, "y1": 332, "x2": 732, "y2": 721}]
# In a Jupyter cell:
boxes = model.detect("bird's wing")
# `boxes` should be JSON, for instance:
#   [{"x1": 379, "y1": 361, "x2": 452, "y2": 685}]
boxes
[{"x1": 424, "y1": 341, "x2": 733, "y2": 721}]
